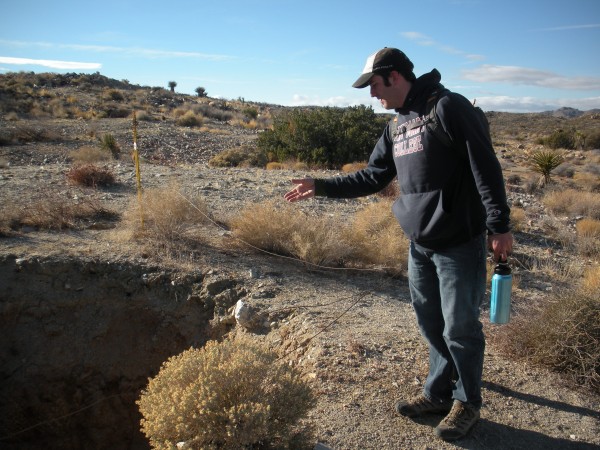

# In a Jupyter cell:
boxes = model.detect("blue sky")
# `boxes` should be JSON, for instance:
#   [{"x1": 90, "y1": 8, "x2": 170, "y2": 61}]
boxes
[{"x1": 1, "y1": 0, "x2": 599, "y2": 113}]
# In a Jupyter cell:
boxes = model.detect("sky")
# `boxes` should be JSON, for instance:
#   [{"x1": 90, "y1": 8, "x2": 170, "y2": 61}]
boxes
[{"x1": 1, "y1": 0, "x2": 599, "y2": 113}]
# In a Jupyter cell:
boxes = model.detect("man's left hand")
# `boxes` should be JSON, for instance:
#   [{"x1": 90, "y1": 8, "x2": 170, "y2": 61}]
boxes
[{"x1": 488, "y1": 232, "x2": 513, "y2": 262}]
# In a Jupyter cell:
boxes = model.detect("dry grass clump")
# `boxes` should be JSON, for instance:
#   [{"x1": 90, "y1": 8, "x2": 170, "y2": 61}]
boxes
[
  {"x1": 1, "y1": 194, "x2": 118, "y2": 231},
  {"x1": 176, "y1": 110, "x2": 203, "y2": 127},
  {"x1": 66, "y1": 164, "x2": 116, "y2": 187},
  {"x1": 494, "y1": 288, "x2": 599, "y2": 393},
  {"x1": 509, "y1": 206, "x2": 527, "y2": 232},
  {"x1": 230, "y1": 200, "x2": 352, "y2": 267},
  {"x1": 121, "y1": 185, "x2": 209, "y2": 242},
  {"x1": 230, "y1": 199, "x2": 408, "y2": 271},
  {"x1": 343, "y1": 199, "x2": 408, "y2": 273},
  {"x1": 137, "y1": 334, "x2": 315, "y2": 449},
  {"x1": 543, "y1": 188, "x2": 600, "y2": 220},
  {"x1": 573, "y1": 171, "x2": 600, "y2": 192},
  {"x1": 581, "y1": 265, "x2": 600, "y2": 294},
  {"x1": 576, "y1": 218, "x2": 600, "y2": 256},
  {"x1": 70, "y1": 146, "x2": 113, "y2": 164}
]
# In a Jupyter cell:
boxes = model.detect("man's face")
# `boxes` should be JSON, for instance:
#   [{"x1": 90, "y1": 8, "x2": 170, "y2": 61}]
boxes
[{"x1": 369, "y1": 74, "x2": 400, "y2": 110}]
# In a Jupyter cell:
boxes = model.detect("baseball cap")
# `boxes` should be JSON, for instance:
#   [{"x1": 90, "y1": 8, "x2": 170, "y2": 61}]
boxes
[{"x1": 352, "y1": 47, "x2": 415, "y2": 89}]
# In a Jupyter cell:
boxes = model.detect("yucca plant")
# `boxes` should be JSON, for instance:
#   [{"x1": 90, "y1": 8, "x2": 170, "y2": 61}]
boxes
[
  {"x1": 529, "y1": 149, "x2": 564, "y2": 185},
  {"x1": 99, "y1": 133, "x2": 120, "y2": 159}
]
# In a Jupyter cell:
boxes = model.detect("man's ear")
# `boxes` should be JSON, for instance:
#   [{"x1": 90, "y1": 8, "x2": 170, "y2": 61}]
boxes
[{"x1": 389, "y1": 70, "x2": 402, "y2": 84}]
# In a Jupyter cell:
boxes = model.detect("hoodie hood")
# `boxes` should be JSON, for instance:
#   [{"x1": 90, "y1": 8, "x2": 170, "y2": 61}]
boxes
[{"x1": 397, "y1": 69, "x2": 443, "y2": 112}]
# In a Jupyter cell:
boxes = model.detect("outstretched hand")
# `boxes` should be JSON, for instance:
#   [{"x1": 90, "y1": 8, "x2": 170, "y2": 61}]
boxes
[{"x1": 284, "y1": 178, "x2": 316, "y2": 202}]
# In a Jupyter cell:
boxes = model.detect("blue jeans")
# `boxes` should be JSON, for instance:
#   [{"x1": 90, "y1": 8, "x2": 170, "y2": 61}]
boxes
[{"x1": 408, "y1": 233, "x2": 486, "y2": 408}]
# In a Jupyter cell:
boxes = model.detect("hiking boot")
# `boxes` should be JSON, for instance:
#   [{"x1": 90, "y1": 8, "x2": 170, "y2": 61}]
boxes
[
  {"x1": 395, "y1": 394, "x2": 453, "y2": 418},
  {"x1": 435, "y1": 400, "x2": 480, "y2": 441}
]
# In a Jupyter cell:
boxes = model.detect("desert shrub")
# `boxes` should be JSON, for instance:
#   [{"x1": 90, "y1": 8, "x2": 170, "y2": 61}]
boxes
[
  {"x1": 100, "y1": 133, "x2": 120, "y2": 159},
  {"x1": 342, "y1": 161, "x2": 367, "y2": 172},
  {"x1": 505, "y1": 173, "x2": 522, "y2": 186},
  {"x1": 266, "y1": 161, "x2": 285, "y2": 170},
  {"x1": 242, "y1": 106, "x2": 258, "y2": 120},
  {"x1": 137, "y1": 334, "x2": 316, "y2": 449},
  {"x1": 257, "y1": 105, "x2": 386, "y2": 169},
  {"x1": 495, "y1": 289, "x2": 599, "y2": 392},
  {"x1": 122, "y1": 185, "x2": 209, "y2": 241},
  {"x1": 528, "y1": 149, "x2": 564, "y2": 185},
  {"x1": 542, "y1": 129, "x2": 576, "y2": 150},
  {"x1": 584, "y1": 130, "x2": 600, "y2": 150},
  {"x1": 193, "y1": 104, "x2": 234, "y2": 122},
  {"x1": 576, "y1": 218, "x2": 600, "y2": 257},
  {"x1": 7, "y1": 194, "x2": 117, "y2": 231},
  {"x1": 11, "y1": 125, "x2": 59, "y2": 143},
  {"x1": 553, "y1": 162, "x2": 574, "y2": 178},
  {"x1": 573, "y1": 171, "x2": 600, "y2": 192},
  {"x1": 208, "y1": 145, "x2": 268, "y2": 168},
  {"x1": 98, "y1": 106, "x2": 131, "y2": 118},
  {"x1": 543, "y1": 189, "x2": 600, "y2": 220},
  {"x1": 70, "y1": 146, "x2": 112, "y2": 164},
  {"x1": 343, "y1": 199, "x2": 408, "y2": 274},
  {"x1": 66, "y1": 164, "x2": 116, "y2": 187},
  {"x1": 176, "y1": 110, "x2": 203, "y2": 127},
  {"x1": 230, "y1": 200, "x2": 352, "y2": 267},
  {"x1": 509, "y1": 206, "x2": 527, "y2": 232},
  {"x1": 135, "y1": 110, "x2": 154, "y2": 122},
  {"x1": 581, "y1": 265, "x2": 600, "y2": 294},
  {"x1": 103, "y1": 89, "x2": 124, "y2": 101}
]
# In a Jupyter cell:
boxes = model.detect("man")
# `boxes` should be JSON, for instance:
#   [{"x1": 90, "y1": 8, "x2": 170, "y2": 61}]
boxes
[{"x1": 284, "y1": 47, "x2": 513, "y2": 441}]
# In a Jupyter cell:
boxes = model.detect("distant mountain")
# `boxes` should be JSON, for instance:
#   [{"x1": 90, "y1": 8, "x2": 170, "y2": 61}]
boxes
[{"x1": 540, "y1": 107, "x2": 600, "y2": 119}]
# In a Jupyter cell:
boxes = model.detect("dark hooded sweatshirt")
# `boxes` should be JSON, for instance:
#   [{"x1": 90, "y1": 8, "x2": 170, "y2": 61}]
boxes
[{"x1": 314, "y1": 69, "x2": 511, "y2": 250}]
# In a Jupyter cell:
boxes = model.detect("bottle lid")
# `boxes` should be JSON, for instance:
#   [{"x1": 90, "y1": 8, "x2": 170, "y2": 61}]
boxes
[{"x1": 494, "y1": 262, "x2": 511, "y2": 275}]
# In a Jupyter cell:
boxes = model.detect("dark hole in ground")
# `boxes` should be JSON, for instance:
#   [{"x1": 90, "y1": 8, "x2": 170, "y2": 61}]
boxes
[{"x1": 0, "y1": 255, "x2": 231, "y2": 449}]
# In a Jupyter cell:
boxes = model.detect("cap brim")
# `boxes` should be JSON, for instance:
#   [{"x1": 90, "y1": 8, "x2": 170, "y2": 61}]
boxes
[{"x1": 352, "y1": 72, "x2": 373, "y2": 89}]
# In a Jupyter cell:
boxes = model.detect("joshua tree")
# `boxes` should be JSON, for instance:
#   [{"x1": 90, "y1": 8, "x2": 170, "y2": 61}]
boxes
[
  {"x1": 168, "y1": 81, "x2": 177, "y2": 92},
  {"x1": 195, "y1": 86, "x2": 207, "y2": 97}
]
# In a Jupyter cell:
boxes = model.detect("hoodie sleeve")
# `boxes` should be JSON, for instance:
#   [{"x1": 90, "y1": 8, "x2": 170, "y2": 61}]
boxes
[
  {"x1": 436, "y1": 93, "x2": 511, "y2": 235},
  {"x1": 314, "y1": 124, "x2": 398, "y2": 198}
]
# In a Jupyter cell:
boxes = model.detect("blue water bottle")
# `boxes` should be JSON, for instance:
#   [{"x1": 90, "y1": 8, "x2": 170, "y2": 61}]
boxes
[{"x1": 490, "y1": 261, "x2": 512, "y2": 324}]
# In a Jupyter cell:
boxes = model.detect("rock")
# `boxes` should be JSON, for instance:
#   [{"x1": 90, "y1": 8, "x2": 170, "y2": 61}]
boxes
[{"x1": 234, "y1": 299, "x2": 259, "y2": 330}]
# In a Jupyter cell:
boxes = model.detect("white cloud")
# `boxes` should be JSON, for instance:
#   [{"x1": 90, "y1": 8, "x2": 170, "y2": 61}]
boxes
[
  {"x1": 0, "y1": 56, "x2": 101, "y2": 70},
  {"x1": 401, "y1": 31, "x2": 484, "y2": 61},
  {"x1": 470, "y1": 95, "x2": 600, "y2": 112},
  {"x1": 0, "y1": 40, "x2": 233, "y2": 61},
  {"x1": 462, "y1": 65, "x2": 600, "y2": 90}
]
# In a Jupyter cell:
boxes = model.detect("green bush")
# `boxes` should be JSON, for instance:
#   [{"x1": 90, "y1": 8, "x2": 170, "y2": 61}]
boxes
[
  {"x1": 542, "y1": 129, "x2": 576, "y2": 149},
  {"x1": 137, "y1": 335, "x2": 316, "y2": 449},
  {"x1": 585, "y1": 130, "x2": 600, "y2": 150},
  {"x1": 257, "y1": 105, "x2": 387, "y2": 168},
  {"x1": 208, "y1": 145, "x2": 268, "y2": 168}
]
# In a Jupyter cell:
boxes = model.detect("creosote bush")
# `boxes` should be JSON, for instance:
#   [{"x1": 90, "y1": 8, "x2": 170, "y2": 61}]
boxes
[{"x1": 137, "y1": 334, "x2": 316, "y2": 449}]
